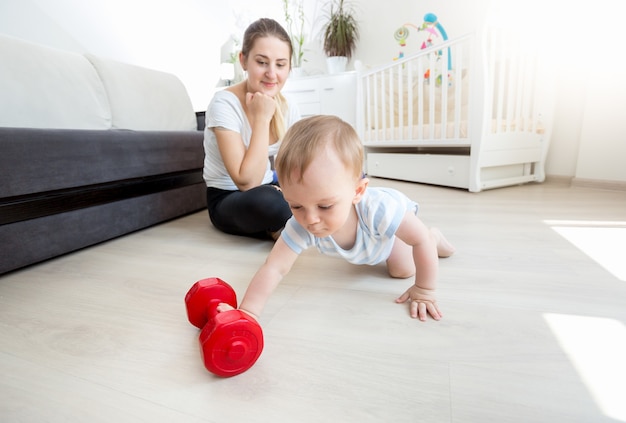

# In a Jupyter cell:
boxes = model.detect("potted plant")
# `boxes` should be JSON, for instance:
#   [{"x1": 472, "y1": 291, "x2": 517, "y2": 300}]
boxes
[{"x1": 321, "y1": 0, "x2": 359, "y2": 74}]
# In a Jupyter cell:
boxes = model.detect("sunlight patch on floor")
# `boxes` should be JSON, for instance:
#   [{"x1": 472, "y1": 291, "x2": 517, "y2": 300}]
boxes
[
  {"x1": 545, "y1": 220, "x2": 626, "y2": 281},
  {"x1": 544, "y1": 313, "x2": 626, "y2": 422}
]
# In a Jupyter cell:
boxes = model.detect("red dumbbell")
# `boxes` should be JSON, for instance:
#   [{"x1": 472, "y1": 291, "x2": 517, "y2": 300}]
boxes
[{"x1": 184, "y1": 277, "x2": 264, "y2": 377}]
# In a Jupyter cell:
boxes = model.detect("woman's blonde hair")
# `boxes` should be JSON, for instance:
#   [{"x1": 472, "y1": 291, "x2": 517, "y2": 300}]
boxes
[
  {"x1": 276, "y1": 115, "x2": 363, "y2": 185},
  {"x1": 272, "y1": 94, "x2": 287, "y2": 141},
  {"x1": 241, "y1": 18, "x2": 292, "y2": 141}
]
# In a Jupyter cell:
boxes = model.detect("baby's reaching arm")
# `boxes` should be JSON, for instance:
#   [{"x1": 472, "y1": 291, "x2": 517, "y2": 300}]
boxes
[
  {"x1": 393, "y1": 213, "x2": 442, "y2": 321},
  {"x1": 218, "y1": 237, "x2": 299, "y2": 320}
]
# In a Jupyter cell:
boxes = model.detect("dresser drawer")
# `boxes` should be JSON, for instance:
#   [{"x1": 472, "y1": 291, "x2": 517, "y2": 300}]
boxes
[{"x1": 297, "y1": 102, "x2": 321, "y2": 117}]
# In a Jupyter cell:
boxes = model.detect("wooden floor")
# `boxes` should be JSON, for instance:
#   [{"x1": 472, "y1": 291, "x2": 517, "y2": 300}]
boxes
[{"x1": 1, "y1": 178, "x2": 625, "y2": 423}]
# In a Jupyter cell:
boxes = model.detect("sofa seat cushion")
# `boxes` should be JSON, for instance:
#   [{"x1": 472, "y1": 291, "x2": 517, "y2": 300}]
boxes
[
  {"x1": 86, "y1": 55, "x2": 197, "y2": 131},
  {"x1": 0, "y1": 34, "x2": 112, "y2": 130},
  {"x1": 0, "y1": 127, "x2": 204, "y2": 198}
]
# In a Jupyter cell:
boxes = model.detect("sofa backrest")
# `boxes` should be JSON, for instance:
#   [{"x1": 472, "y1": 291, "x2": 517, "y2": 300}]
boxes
[
  {"x1": 0, "y1": 33, "x2": 197, "y2": 131},
  {"x1": 0, "y1": 34, "x2": 112, "y2": 130},
  {"x1": 85, "y1": 55, "x2": 197, "y2": 131}
]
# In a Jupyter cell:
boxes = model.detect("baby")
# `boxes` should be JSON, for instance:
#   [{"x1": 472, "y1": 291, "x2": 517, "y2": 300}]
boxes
[{"x1": 220, "y1": 115, "x2": 455, "y2": 321}]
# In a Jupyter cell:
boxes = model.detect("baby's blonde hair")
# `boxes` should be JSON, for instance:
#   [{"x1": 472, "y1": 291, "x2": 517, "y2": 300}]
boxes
[{"x1": 276, "y1": 115, "x2": 363, "y2": 185}]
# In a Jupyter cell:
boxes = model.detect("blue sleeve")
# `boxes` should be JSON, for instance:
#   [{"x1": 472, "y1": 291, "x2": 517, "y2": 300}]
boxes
[
  {"x1": 281, "y1": 216, "x2": 313, "y2": 254},
  {"x1": 363, "y1": 188, "x2": 417, "y2": 239}
]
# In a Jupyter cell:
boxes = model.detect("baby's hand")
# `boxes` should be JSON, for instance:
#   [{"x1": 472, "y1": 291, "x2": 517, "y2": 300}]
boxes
[
  {"x1": 396, "y1": 286, "x2": 442, "y2": 321},
  {"x1": 216, "y1": 303, "x2": 259, "y2": 322},
  {"x1": 216, "y1": 302, "x2": 235, "y2": 313}
]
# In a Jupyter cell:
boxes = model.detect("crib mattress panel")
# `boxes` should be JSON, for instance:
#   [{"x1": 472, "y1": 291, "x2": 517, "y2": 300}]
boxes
[
  {"x1": 363, "y1": 118, "x2": 544, "y2": 144},
  {"x1": 364, "y1": 121, "x2": 469, "y2": 144}
]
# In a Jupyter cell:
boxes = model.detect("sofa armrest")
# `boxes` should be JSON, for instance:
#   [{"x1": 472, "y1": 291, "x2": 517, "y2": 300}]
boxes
[{"x1": 196, "y1": 111, "x2": 206, "y2": 131}]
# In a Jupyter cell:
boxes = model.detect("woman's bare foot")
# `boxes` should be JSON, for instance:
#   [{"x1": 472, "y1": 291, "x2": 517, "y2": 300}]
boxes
[{"x1": 431, "y1": 227, "x2": 456, "y2": 258}]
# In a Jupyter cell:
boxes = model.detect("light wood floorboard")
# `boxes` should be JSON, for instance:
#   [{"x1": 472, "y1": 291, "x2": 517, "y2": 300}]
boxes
[{"x1": 1, "y1": 178, "x2": 625, "y2": 422}]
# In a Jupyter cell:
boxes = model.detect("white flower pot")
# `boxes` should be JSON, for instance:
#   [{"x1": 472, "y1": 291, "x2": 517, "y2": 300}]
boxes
[
  {"x1": 291, "y1": 67, "x2": 305, "y2": 78},
  {"x1": 326, "y1": 56, "x2": 348, "y2": 74}
]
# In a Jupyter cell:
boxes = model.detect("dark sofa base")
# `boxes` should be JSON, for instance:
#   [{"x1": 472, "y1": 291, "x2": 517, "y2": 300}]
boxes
[
  {"x1": 1, "y1": 169, "x2": 203, "y2": 225},
  {"x1": 0, "y1": 125, "x2": 207, "y2": 275},
  {"x1": 0, "y1": 182, "x2": 206, "y2": 275}
]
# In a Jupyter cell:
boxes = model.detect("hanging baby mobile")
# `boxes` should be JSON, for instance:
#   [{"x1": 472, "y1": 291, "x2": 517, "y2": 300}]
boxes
[{"x1": 393, "y1": 13, "x2": 452, "y2": 86}]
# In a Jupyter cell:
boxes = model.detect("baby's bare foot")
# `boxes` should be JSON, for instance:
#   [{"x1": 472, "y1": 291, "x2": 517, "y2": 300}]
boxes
[{"x1": 431, "y1": 227, "x2": 456, "y2": 258}]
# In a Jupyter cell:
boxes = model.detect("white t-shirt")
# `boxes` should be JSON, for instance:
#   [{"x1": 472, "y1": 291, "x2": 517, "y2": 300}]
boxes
[
  {"x1": 202, "y1": 90, "x2": 300, "y2": 190},
  {"x1": 281, "y1": 187, "x2": 419, "y2": 265}
]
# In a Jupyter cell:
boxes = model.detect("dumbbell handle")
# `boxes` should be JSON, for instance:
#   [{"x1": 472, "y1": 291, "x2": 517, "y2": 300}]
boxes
[{"x1": 205, "y1": 299, "x2": 221, "y2": 320}]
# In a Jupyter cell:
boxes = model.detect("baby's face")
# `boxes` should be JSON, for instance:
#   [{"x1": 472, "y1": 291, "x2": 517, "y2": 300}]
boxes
[{"x1": 281, "y1": 148, "x2": 365, "y2": 238}]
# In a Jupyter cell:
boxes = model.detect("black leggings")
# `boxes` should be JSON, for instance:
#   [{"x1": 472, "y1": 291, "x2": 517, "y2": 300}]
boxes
[{"x1": 206, "y1": 184, "x2": 292, "y2": 240}]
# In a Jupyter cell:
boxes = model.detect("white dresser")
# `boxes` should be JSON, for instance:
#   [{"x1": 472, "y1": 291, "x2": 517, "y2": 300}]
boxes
[{"x1": 282, "y1": 71, "x2": 357, "y2": 128}]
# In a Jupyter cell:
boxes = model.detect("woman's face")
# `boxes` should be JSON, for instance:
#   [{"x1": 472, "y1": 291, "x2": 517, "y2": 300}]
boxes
[{"x1": 241, "y1": 36, "x2": 291, "y2": 97}]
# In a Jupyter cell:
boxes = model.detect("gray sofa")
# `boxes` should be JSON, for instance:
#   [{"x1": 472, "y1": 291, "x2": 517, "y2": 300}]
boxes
[{"x1": 0, "y1": 34, "x2": 207, "y2": 274}]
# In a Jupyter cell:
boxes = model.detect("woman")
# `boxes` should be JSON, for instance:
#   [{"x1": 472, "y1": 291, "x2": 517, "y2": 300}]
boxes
[{"x1": 203, "y1": 18, "x2": 300, "y2": 240}]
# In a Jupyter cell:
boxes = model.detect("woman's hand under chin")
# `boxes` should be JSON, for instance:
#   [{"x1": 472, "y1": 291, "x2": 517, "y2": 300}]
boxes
[{"x1": 246, "y1": 91, "x2": 276, "y2": 122}]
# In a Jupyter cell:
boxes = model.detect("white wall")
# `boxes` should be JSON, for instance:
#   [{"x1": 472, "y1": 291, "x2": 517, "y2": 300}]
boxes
[
  {"x1": 538, "y1": 0, "x2": 626, "y2": 184},
  {"x1": 576, "y1": 75, "x2": 626, "y2": 182},
  {"x1": 568, "y1": 1, "x2": 626, "y2": 184},
  {"x1": 355, "y1": 0, "x2": 490, "y2": 67},
  {"x1": 0, "y1": 0, "x2": 287, "y2": 111},
  {"x1": 2, "y1": 0, "x2": 624, "y2": 184}
]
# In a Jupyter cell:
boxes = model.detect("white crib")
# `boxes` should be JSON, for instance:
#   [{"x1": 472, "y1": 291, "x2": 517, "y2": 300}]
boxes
[{"x1": 356, "y1": 24, "x2": 555, "y2": 192}]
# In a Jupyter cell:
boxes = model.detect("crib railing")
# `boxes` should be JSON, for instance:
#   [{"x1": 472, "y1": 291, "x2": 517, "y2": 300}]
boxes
[
  {"x1": 357, "y1": 34, "x2": 473, "y2": 147},
  {"x1": 357, "y1": 26, "x2": 552, "y2": 146},
  {"x1": 357, "y1": 23, "x2": 555, "y2": 192},
  {"x1": 483, "y1": 24, "x2": 546, "y2": 137}
]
